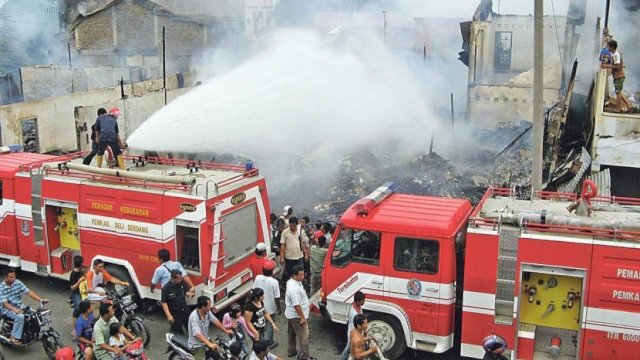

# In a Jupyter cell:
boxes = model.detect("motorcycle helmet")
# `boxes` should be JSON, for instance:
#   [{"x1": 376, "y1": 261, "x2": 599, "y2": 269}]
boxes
[
  {"x1": 55, "y1": 347, "x2": 75, "y2": 360},
  {"x1": 109, "y1": 107, "x2": 121, "y2": 118},
  {"x1": 483, "y1": 334, "x2": 507, "y2": 354}
]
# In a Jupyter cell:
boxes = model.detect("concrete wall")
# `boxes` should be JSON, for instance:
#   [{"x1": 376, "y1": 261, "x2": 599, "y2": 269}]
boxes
[
  {"x1": 468, "y1": 85, "x2": 561, "y2": 129},
  {"x1": 20, "y1": 66, "x2": 148, "y2": 102},
  {"x1": 0, "y1": 73, "x2": 195, "y2": 153},
  {"x1": 470, "y1": 14, "x2": 567, "y2": 85}
]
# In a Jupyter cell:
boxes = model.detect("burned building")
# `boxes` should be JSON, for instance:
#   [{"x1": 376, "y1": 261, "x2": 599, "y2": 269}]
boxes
[{"x1": 464, "y1": 0, "x2": 579, "y2": 129}]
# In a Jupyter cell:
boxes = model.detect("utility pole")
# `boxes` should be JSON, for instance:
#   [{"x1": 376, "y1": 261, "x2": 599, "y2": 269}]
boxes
[
  {"x1": 532, "y1": 0, "x2": 544, "y2": 189},
  {"x1": 162, "y1": 26, "x2": 167, "y2": 106}
]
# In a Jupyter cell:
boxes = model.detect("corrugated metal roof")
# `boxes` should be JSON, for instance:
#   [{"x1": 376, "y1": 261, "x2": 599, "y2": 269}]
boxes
[
  {"x1": 589, "y1": 168, "x2": 611, "y2": 197},
  {"x1": 341, "y1": 193, "x2": 472, "y2": 238},
  {"x1": 558, "y1": 147, "x2": 591, "y2": 193}
]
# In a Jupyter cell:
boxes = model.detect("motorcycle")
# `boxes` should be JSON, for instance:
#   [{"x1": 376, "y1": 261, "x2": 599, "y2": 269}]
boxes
[
  {"x1": 108, "y1": 286, "x2": 151, "y2": 347},
  {"x1": 165, "y1": 331, "x2": 245, "y2": 360},
  {"x1": 0, "y1": 300, "x2": 62, "y2": 359},
  {"x1": 75, "y1": 338, "x2": 147, "y2": 360}
]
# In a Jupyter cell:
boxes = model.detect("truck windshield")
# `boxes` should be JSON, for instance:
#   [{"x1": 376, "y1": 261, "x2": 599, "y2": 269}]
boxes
[{"x1": 331, "y1": 227, "x2": 381, "y2": 267}]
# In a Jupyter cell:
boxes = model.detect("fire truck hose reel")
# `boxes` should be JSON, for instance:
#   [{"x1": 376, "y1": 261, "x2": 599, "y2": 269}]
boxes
[{"x1": 63, "y1": 162, "x2": 197, "y2": 185}]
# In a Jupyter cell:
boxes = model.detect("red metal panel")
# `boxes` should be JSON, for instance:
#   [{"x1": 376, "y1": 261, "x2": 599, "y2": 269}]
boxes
[
  {"x1": 41, "y1": 179, "x2": 81, "y2": 203},
  {"x1": 518, "y1": 237, "x2": 593, "y2": 269},
  {"x1": 461, "y1": 311, "x2": 515, "y2": 352},
  {"x1": 464, "y1": 232, "x2": 500, "y2": 294},
  {"x1": 582, "y1": 328, "x2": 640, "y2": 359},
  {"x1": 80, "y1": 187, "x2": 164, "y2": 225},
  {"x1": 0, "y1": 175, "x2": 18, "y2": 256},
  {"x1": 517, "y1": 334, "x2": 535, "y2": 360},
  {"x1": 587, "y1": 244, "x2": 640, "y2": 313}
]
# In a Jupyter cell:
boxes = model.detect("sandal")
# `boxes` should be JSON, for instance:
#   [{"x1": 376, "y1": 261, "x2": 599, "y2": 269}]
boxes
[{"x1": 10, "y1": 338, "x2": 22, "y2": 346}]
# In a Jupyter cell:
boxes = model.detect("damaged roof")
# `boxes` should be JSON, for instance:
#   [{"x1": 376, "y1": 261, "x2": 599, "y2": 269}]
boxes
[{"x1": 64, "y1": 0, "x2": 242, "y2": 31}]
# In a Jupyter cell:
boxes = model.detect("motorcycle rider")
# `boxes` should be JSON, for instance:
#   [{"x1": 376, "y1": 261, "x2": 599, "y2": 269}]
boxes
[
  {"x1": 93, "y1": 302, "x2": 137, "y2": 360},
  {"x1": 482, "y1": 334, "x2": 508, "y2": 360},
  {"x1": 188, "y1": 295, "x2": 233, "y2": 360},
  {"x1": 0, "y1": 267, "x2": 47, "y2": 346},
  {"x1": 75, "y1": 300, "x2": 95, "y2": 360}
]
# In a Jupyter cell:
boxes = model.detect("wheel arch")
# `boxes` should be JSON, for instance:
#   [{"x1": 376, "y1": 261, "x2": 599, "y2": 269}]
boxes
[
  {"x1": 93, "y1": 256, "x2": 142, "y2": 297},
  {"x1": 362, "y1": 299, "x2": 414, "y2": 349}
]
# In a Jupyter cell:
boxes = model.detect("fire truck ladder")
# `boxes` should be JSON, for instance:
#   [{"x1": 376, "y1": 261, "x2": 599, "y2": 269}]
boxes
[
  {"x1": 494, "y1": 228, "x2": 520, "y2": 324},
  {"x1": 30, "y1": 168, "x2": 44, "y2": 246}
]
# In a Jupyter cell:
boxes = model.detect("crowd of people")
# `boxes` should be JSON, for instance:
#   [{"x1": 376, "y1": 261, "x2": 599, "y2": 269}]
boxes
[{"x1": 0, "y1": 203, "x2": 382, "y2": 360}]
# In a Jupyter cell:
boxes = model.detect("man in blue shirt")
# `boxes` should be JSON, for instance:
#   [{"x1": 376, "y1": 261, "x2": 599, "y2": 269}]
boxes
[
  {"x1": 75, "y1": 300, "x2": 95, "y2": 360},
  {"x1": 150, "y1": 249, "x2": 195, "y2": 296},
  {"x1": 95, "y1": 107, "x2": 125, "y2": 170},
  {"x1": 0, "y1": 267, "x2": 46, "y2": 345}
]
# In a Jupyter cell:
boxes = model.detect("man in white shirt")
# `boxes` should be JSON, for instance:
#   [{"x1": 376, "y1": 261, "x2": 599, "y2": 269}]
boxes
[
  {"x1": 253, "y1": 260, "x2": 281, "y2": 348},
  {"x1": 284, "y1": 266, "x2": 316, "y2": 360}
]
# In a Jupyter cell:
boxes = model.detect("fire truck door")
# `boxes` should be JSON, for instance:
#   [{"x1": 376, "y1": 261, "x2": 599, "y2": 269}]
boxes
[
  {"x1": 385, "y1": 235, "x2": 441, "y2": 335},
  {"x1": 57, "y1": 207, "x2": 80, "y2": 250},
  {"x1": 327, "y1": 228, "x2": 385, "y2": 313}
]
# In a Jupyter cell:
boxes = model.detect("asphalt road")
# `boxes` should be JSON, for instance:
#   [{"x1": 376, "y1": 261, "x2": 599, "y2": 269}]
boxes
[{"x1": 1, "y1": 271, "x2": 461, "y2": 360}]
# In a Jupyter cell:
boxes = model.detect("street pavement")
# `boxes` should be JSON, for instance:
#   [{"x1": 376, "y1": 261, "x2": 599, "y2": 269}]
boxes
[{"x1": 2, "y1": 271, "x2": 460, "y2": 360}]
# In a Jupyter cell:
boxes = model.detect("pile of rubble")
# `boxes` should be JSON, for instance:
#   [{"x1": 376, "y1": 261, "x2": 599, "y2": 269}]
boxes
[{"x1": 304, "y1": 131, "x2": 533, "y2": 219}]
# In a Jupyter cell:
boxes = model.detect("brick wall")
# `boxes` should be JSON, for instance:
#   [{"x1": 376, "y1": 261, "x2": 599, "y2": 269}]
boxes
[
  {"x1": 76, "y1": 9, "x2": 114, "y2": 50},
  {"x1": 116, "y1": 2, "x2": 156, "y2": 54}
]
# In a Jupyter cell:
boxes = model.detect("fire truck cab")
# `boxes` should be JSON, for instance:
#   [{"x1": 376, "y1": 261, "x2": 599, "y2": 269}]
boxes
[
  {"x1": 320, "y1": 182, "x2": 472, "y2": 358},
  {"x1": 0, "y1": 149, "x2": 271, "y2": 310},
  {"x1": 321, "y1": 183, "x2": 640, "y2": 360}
]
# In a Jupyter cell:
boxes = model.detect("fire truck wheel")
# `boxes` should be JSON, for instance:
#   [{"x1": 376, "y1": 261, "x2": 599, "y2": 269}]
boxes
[
  {"x1": 366, "y1": 313, "x2": 406, "y2": 359},
  {"x1": 105, "y1": 264, "x2": 137, "y2": 299}
]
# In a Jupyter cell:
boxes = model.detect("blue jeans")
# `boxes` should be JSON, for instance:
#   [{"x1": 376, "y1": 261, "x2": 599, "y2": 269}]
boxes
[
  {"x1": 228, "y1": 327, "x2": 250, "y2": 358},
  {"x1": 5, "y1": 310, "x2": 25, "y2": 340},
  {"x1": 71, "y1": 292, "x2": 82, "y2": 313},
  {"x1": 259, "y1": 322, "x2": 275, "y2": 347}
]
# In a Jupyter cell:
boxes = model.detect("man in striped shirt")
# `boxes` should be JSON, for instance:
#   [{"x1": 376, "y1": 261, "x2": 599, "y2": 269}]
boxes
[{"x1": 0, "y1": 267, "x2": 47, "y2": 345}]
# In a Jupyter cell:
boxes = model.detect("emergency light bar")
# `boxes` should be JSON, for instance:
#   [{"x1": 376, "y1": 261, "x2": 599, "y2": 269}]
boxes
[
  {"x1": 0, "y1": 145, "x2": 22, "y2": 154},
  {"x1": 353, "y1": 182, "x2": 397, "y2": 216}
]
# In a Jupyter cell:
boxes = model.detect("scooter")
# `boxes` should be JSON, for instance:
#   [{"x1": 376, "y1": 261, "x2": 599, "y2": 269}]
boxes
[{"x1": 0, "y1": 300, "x2": 62, "y2": 359}]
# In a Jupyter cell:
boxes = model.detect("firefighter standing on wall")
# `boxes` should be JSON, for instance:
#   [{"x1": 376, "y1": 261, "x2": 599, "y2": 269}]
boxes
[{"x1": 95, "y1": 107, "x2": 126, "y2": 170}]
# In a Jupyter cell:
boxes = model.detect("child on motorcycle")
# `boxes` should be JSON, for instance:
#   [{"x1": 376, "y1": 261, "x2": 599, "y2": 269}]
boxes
[
  {"x1": 222, "y1": 304, "x2": 251, "y2": 358},
  {"x1": 108, "y1": 322, "x2": 131, "y2": 360}
]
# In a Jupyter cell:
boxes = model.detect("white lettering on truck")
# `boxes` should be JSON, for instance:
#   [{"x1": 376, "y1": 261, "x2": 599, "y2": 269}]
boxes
[
  {"x1": 612, "y1": 290, "x2": 640, "y2": 302},
  {"x1": 617, "y1": 268, "x2": 640, "y2": 280}
]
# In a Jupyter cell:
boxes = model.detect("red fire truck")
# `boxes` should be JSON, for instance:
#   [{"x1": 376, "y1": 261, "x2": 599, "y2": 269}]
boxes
[
  {"x1": 319, "y1": 182, "x2": 640, "y2": 359},
  {"x1": 0, "y1": 149, "x2": 271, "y2": 310}
]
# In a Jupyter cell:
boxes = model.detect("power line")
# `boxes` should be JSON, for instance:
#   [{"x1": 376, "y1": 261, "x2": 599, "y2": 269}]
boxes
[{"x1": 550, "y1": 0, "x2": 564, "y2": 71}]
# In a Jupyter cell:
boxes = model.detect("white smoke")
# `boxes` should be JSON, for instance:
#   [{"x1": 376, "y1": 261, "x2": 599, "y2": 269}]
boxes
[{"x1": 128, "y1": 29, "x2": 446, "y2": 197}]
